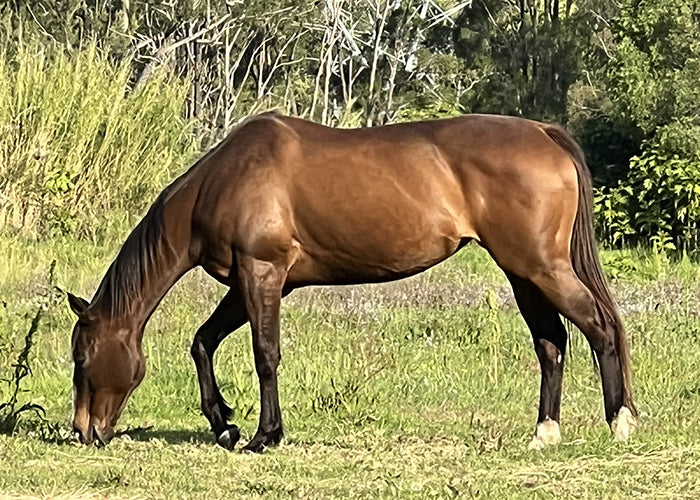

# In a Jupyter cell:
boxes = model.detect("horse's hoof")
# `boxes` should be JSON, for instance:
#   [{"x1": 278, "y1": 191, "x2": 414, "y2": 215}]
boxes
[
  {"x1": 242, "y1": 441, "x2": 265, "y2": 454},
  {"x1": 528, "y1": 418, "x2": 561, "y2": 450},
  {"x1": 242, "y1": 428, "x2": 282, "y2": 453},
  {"x1": 611, "y1": 407, "x2": 636, "y2": 441},
  {"x1": 217, "y1": 426, "x2": 240, "y2": 450}
]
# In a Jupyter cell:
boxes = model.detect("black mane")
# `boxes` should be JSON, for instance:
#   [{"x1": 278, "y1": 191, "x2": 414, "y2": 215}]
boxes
[{"x1": 94, "y1": 187, "x2": 174, "y2": 318}]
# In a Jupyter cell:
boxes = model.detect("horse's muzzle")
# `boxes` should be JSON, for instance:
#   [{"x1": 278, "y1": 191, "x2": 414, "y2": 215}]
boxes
[
  {"x1": 73, "y1": 424, "x2": 94, "y2": 445},
  {"x1": 73, "y1": 424, "x2": 114, "y2": 445},
  {"x1": 94, "y1": 425, "x2": 115, "y2": 445}
]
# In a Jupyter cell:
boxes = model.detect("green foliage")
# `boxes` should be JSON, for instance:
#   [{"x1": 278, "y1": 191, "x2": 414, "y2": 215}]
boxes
[
  {"x1": 628, "y1": 150, "x2": 700, "y2": 251},
  {"x1": 450, "y1": 0, "x2": 596, "y2": 121},
  {"x1": 594, "y1": 185, "x2": 634, "y2": 247},
  {"x1": 608, "y1": 0, "x2": 700, "y2": 139},
  {"x1": 589, "y1": 0, "x2": 700, "y2": 252},
  {"x1": 595, "y1": 148, "x2": 700, "y2": 252},
  {"x1": 599, "y1": 251, "x2": 638, "y2": 281}
]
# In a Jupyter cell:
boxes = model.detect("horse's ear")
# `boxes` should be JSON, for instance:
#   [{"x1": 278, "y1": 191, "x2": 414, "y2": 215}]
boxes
[{"x1": 67, "y1": 293, "x2": 90, "y2": 318}]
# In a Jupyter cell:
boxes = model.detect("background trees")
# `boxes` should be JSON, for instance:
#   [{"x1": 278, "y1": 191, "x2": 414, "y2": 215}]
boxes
[{"x1": 0, "y1": 0, "x2": 698, "y2": 251}]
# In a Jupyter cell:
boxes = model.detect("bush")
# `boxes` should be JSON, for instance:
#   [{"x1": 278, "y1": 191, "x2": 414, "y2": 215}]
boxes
[
  {"x1": 594, "y1": 184, "x2": 634, "y2": 248},
  {"x1": 595, "y1": 147, "x2": 700, "y2": 253}
]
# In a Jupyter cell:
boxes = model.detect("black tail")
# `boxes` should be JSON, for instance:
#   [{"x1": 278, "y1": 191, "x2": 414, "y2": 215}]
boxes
[{"x1": 544, "y1": 125, "x2": 636, "y2": 416}]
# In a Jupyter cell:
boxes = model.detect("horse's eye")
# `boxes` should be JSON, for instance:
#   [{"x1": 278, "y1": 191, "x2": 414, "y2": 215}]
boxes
[{"x1": 73, "y1": 350, "x2": 86, "y2": 365}]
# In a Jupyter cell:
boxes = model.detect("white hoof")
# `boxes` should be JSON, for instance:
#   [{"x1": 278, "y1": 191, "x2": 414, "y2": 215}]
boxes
[
  {"x1": 218, "y1": 429, "x2": 232, "y2": 446},
  {"x1": 528, "y1": 419, "x2": 561, "y2": 450},
  {"x1": 217, "y1": 428, "x2": 237, "y2": 450},
  {"x1": 611, "y1": 406, "x2": 636, "y2": 441}
]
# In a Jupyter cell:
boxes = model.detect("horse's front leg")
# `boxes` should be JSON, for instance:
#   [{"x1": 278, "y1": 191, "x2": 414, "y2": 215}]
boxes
[
  {"x1": 237, "y1": 254, "x2": 287, "y2": 453},
  {"x1": 190, "y1": 288, "x2": 248, "y2": 449}
]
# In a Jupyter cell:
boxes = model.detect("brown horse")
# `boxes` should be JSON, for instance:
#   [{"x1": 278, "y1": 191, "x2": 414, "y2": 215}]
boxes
[{"x1": 67, "y1": 112, "x2": 636, "y2": 451}]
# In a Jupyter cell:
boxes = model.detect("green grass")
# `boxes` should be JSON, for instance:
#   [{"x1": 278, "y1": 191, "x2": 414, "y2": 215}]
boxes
[{"x1": 1, "y1": 236, "x2": 700, "y2": 498}]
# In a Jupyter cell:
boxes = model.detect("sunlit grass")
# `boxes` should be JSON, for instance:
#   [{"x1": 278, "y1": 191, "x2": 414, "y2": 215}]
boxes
[
  {"x1": 1, "y1": 236, "x2": 700, "y2": 498},
  {"x1": 0, "y1": 42, "x2": 198, "y2": 238}
]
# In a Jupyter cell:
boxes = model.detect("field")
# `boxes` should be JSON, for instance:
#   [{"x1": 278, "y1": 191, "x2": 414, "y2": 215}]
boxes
[{"x1": 0, "y1": 235, "x2": 699, "y2": 499}]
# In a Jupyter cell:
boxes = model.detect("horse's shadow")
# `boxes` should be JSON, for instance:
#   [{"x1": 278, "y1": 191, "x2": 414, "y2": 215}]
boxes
[
  {"x1": 121, "y1": 427, "x2": 214, "y2": 445},
  {"x1": 28, "y1": 421, "x2": 218, "y2": 446}
]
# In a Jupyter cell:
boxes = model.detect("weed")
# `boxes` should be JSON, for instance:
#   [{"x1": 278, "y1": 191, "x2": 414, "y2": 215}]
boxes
[
  {"x1": 0, "y1": 306, "x2": 44, "y2": 433},
  {"x1": 0, "y1": 260, "x2": 69, "y2": 442}
]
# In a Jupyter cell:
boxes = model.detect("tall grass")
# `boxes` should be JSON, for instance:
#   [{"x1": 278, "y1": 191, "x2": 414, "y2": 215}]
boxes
[{"x1": 0, "y1": 41, "x2": 198, "y2": 239}]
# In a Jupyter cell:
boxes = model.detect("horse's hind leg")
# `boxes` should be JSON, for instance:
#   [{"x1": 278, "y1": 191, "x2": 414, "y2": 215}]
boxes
[
  {"x1": 237, "y1": 254, "x2": 287, "y2": 452},
  {"x1": 528, "y1": 262, "x2": 636, "y2": 439},
  {"x1": 190, "y1": 288, "x2": 248, "y2": 449},
  {"x1": 507, "y1": 273, "x2": 567, "y2": 449}
]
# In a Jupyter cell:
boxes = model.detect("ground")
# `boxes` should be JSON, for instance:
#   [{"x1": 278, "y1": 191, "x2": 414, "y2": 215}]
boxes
[{"x1": 0, "y1": 236, "x2": 699, "y2": 499}]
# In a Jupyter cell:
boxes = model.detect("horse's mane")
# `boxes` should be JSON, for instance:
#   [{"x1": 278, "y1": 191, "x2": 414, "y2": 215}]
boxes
[{"x1": 93, "y1": 185, "x2": 175, "y2": 318}]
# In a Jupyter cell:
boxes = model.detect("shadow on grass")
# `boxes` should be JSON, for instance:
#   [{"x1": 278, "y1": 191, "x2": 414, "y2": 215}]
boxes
[
  {"x1": 24, "y1": 426, "x2": 216, "y2": 447},
  {"x1": 124, "y1": 428, "x2": 215, "y2": 445}
]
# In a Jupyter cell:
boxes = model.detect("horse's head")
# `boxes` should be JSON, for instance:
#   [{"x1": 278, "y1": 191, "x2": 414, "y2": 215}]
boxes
[{"x1": 67, "y1": 293, "x2": 146, "y2": 445}]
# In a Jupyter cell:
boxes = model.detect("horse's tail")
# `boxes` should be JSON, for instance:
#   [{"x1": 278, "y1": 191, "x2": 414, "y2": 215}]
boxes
[{"x1": 543, "y1": 125, "x2": 636, "y2": 416}]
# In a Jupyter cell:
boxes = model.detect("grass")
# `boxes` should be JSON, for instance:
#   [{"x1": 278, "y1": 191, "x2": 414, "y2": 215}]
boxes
[
  {"x1": 1, "y1": 235, "x2": 700, "y2": 498},
  {"x1": 0, "y1": 41, "x2": 198, "y2": 238}
]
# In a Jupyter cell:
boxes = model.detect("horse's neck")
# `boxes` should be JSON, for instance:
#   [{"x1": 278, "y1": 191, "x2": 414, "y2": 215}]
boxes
[
  {"x1": 128, "y1": 247, "x2": 191, "y2": 328},
  {"x1": 91, "y1": 201, "x2": 194, "y2": 330}
]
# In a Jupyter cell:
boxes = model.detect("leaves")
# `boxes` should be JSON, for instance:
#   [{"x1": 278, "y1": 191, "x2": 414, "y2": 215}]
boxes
[{"x1": 596, "y1": 147, "x2": 700, "y2": 253}]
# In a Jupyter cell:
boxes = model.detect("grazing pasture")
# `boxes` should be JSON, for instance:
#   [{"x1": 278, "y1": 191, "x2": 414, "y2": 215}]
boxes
[
  {"x1": 1, "y1": 1, "x2": 699, "y2": 497},
  {"x1": 1, "y1": 235, "x2": 699, "y2": 499}
]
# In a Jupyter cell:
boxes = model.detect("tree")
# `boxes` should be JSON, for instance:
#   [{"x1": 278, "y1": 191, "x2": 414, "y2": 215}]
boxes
[
  {"x1": 593, "y1": 0, "x2": 700, "y2": 251},
  {"x1": 607, "y1": 0, "x2": 700, "y2": 156}
]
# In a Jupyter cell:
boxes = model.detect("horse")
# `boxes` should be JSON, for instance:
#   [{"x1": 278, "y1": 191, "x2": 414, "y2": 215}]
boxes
[{"x1": 67, "y1": 112, "x2": 637, "y2": 452}]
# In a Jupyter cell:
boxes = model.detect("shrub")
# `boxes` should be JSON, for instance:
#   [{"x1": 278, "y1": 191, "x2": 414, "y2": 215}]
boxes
[{"x1": 595, "y1": 147, "x2": 700, "y2": 253}]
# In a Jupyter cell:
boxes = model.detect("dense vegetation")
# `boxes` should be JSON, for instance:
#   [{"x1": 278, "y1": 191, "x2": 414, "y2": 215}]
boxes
[{"x1": 0, "y1": 0, "x2": 698, "y2": 247}]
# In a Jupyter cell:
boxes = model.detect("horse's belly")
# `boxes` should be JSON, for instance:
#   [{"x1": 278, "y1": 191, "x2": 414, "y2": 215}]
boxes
[{"x1": 286, "y1": 213, "x2": 468, "y2": 286}]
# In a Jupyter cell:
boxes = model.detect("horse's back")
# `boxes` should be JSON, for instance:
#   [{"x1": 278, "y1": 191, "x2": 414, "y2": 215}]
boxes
[
  {"x1": 191, "y1": 113, "x2": 579, "y2": 285},
  {"x1": 279, "y1": 116, "x2": 484, "y2": 283},
  {"x1": 277, "y1": 114, "x2": 578, "y2": 280}
]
